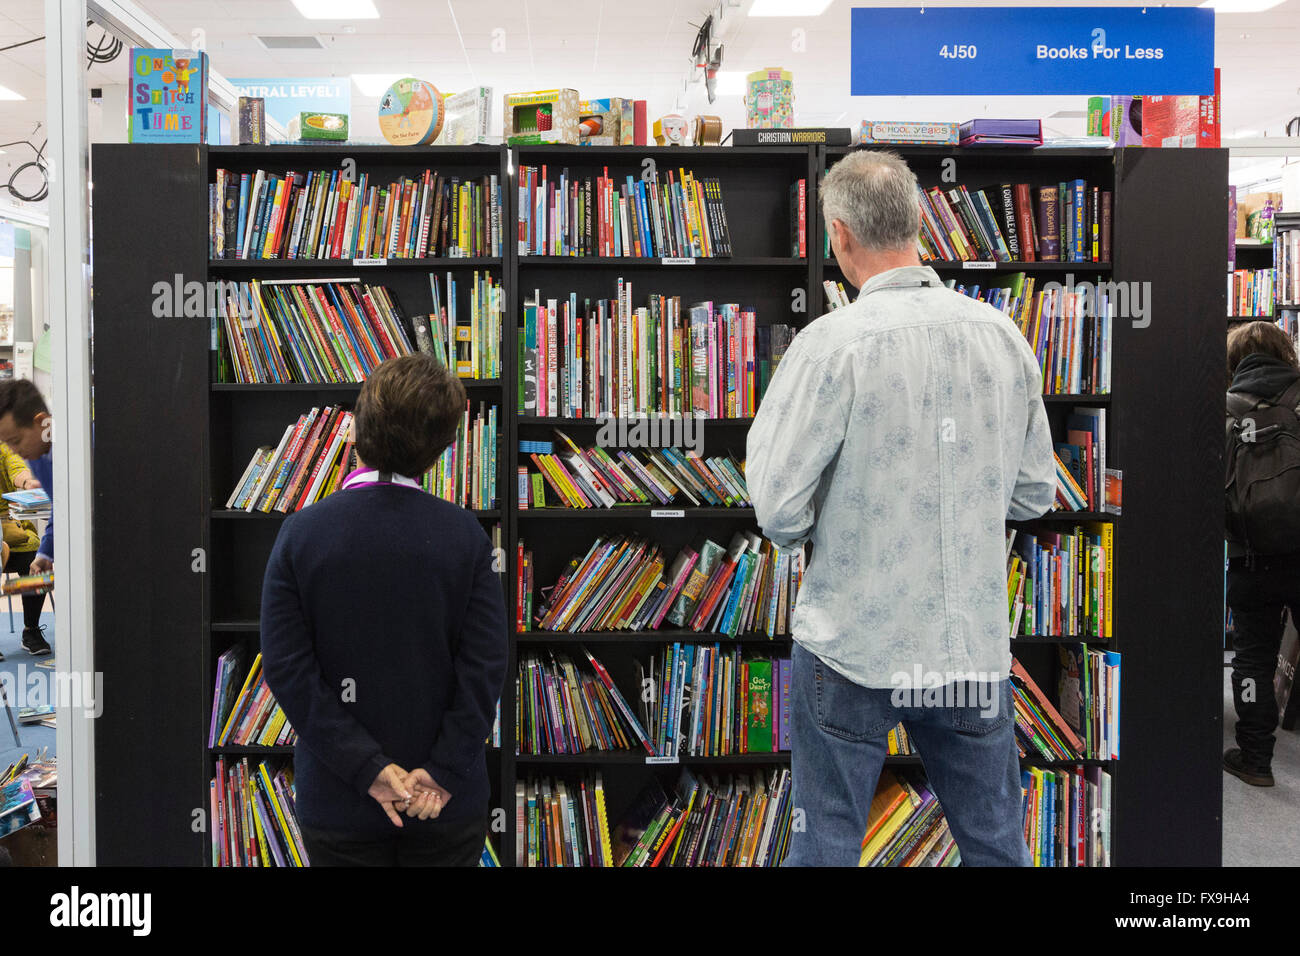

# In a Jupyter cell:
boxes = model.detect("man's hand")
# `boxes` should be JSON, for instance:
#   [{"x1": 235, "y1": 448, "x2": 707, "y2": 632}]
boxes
[
  {"x1": 19, "y1": 476, "x2": 40, "y2": 490},
  {"x1": 30, "y1": 555, "x2": 51, "y2": 574},
  {"x1": 402, "y1": 768, "x2": 452, "y2": 821},
  {"x1": 368, "y1": 763, "x2": 413, "y2": 827}
]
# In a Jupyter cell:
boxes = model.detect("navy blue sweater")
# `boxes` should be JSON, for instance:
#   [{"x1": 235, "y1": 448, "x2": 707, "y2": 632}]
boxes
[{"x1": 260, "y1": 483, "x2": 507, "y2": 835}]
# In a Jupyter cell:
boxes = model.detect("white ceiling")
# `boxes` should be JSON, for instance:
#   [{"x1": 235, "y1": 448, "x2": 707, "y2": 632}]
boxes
[{"x1": 2, "y1": 0, "x2": 1300, "y2": 214}]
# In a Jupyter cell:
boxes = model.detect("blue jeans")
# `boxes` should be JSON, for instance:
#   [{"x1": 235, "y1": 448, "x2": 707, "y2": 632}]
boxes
[{"x1": 783, "y1": 643, "x2": 1030, "y2": 867}]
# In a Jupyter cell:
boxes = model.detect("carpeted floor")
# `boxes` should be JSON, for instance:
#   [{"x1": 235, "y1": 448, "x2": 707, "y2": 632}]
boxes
[
  {"x1": 1222, "y1": 655, "x2": 1300, "y2": 866},
  {"x1": 0, "y1": 609, "x2": 56, "y2": 771}
]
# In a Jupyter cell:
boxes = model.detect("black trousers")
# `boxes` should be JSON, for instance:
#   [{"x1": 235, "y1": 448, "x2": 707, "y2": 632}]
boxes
[
  {"x1": 1226, "y1": 552, "x2": 1300, "y2": 769},
  {"x1": 4, "y1": 549, "x2": 47, "y2": 631},
  {"x1": 300, "y1": 813, "x2": 487, "y2": 867}
]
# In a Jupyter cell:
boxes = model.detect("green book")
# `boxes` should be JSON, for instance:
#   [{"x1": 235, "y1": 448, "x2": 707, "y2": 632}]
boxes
[
  {"x1": 531, "y1": 472, "x2": 546, "y2": 508},
  {"x1": 747, "y1": 659, "x2": 773, "y2": 752}
]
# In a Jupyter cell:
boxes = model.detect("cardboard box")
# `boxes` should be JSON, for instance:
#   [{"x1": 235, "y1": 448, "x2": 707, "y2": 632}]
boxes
[
  {"x1": 1141, "y1": 68, "x2": 1220, "y2": 148},
  {"x1": 503, "y1": 88, "x2": 579, "y2": 145},
  {"x1": 860, "y1": 120, "x2": 958, "y2": 146},
  {"x1": 578, "y1": 97, "x2": 624, "y2": 146},
  {"x1": 1237, "y1": 191, "x2": 1281, "y2": 240}
]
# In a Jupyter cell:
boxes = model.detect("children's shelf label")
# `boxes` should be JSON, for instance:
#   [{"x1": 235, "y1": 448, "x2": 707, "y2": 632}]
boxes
[
  {"x1": 651, "y1": 509, "x2": 685, "y2": 518},
  {"x1": 661, "y1": 257, "x2": 696, "y2": 266},
  {"x1": 646, "y1": 755, "x2": 680, "y2": 765},
  {"x1": 352, "y1": 257, "x2": 387, "y2": 266},
  {"x1": 963, "y1": 261, "x2": 997, "y2": 270}
]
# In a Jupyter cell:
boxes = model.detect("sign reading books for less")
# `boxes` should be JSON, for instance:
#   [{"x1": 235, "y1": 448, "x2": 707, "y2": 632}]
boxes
[{"x1": 850, "y1": 6, "x2": 1214, "y2": 96}]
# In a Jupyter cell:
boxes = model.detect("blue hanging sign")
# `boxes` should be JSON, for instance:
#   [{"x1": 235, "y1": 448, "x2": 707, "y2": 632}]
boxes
[{"x1": 850, "y1": 6, "x2": 1215, "y2": 96}]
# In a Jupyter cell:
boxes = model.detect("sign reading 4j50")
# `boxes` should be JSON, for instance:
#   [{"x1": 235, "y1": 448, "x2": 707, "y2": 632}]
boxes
[{"x1": 850, "y1": 6, "x2": 1214, "y2": 96}]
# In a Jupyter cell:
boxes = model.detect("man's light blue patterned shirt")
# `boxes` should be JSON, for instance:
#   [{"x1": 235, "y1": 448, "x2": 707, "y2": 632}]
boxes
[{"x1": 747, "y1": 265, "x2": 1056, "y2": 688}]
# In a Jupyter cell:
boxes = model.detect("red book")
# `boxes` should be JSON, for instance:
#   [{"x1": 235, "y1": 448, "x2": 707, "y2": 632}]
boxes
[{"x1": 293, "y1": 408, "x2": 348, "y2": 511}]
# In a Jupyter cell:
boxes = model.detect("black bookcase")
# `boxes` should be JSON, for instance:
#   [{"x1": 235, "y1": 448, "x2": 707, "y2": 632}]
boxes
[{"x1": 90, "y1": 142, "x2": 1225, "y2": 866}]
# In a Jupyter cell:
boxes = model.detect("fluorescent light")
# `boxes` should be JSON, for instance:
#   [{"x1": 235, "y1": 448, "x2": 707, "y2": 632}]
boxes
[
  {"x1": 750, "y1": 0, "x2": 833, "y2": 15},
  {"x1": 713, "y1": 71, "x2": 747, "y2": 96},
  {"x1": 0, "y1": 85, "x2": 25, "y2": 101},
  {"x1": 292, "y1": 0, "x2": 378, "y2": 19},
  {"x1": 1199, "y1": 0, "x2": 1286, "y2": 12},
  {"x1": 352, "y1": 73, "x2": 404, "y2": 96}
]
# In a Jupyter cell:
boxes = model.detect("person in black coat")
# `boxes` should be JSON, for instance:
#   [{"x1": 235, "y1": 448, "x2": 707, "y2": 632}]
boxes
[
  {"x1": 1224, "y1": 321, "x2": 1300, "y2": 788},
  {"x1": 261, "y1": 353, "x2": 507, "y2": 864}
]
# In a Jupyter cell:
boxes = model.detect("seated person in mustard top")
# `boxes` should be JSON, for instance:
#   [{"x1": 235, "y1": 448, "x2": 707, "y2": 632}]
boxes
[
  {"x1": 0, "y1": 440, "x2": 50, "y2": 659},
  {"x1": 260, "y1": 353, "x2": 508, "y2": 866}
]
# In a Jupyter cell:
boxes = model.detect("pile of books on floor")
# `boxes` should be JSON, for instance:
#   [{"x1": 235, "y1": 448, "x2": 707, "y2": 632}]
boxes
[
  {"x1": 210, "y1": 166, "x2": 503, "y2": 260},
  {"x1": 517, "y1": 165, "x2": 732, "y2": 258},
  {"x1": 210, "y1": 649, "x2": 296, "y2": 748},
  {"x1": 523, "y1": 532, "x2": 805, "y2": 638},
  {"x1": 520, "y1": 430, "x2": 748, "y2": 509},
  {"x1": 210, "y1": 758, "x2": 308, "y2": 866},
  {"x1": 516, "y1": 767, "x2": 792, "y2": 867},
  {"x1": 521, "y1": 286, "x2": 795, "y2": 418},
  {"x1": 637, "y1": 645, "x2": 789, "y2": 757}
]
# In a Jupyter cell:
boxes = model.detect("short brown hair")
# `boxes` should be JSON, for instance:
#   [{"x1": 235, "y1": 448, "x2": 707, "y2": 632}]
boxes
[
  {"x1": 354, "y1": 354, "x2": 466, "y2": 477},
  {"x1": 1228, "y1": 321, "x2": 1298, "y2": 379}
]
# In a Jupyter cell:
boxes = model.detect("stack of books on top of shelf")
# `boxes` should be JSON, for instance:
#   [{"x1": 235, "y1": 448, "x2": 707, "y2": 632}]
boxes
[
  {"x1": 524, "y1": 532, "x2": 805, "y2": 638},
  {"x1": 211, "y1": 758, "x2": 308, "y2": 867},
  {"x1": 217, "y1": 279, "x2": 414, "y2": 384},
  {"x1": 517, "y1": 165, "x2": 732, "y2": 258},
  {"x1": 1228, "y1": 267, "x2": 1275, "y2": 317},
  {"x1": 519, "y1": 430, "x2": 748, "y2": 510},
  {"x1": 860, "y1": 769, "x2": 960, "y2": 867},
  {"x1": 522, "y1": 284, "x2": 794, "y2": 418},
  {"x1": 211, "y1": 650, "x2": 296, "y2": 748},
  {"x1": 211, "y1": 167, "x2": 503, "y2": 260},
  {"x1": 516, "y1": 646, "x2": 653, "y2": 756},
  {"x1": 637, "y1": 645, "x2": 790, "y2": 757}
]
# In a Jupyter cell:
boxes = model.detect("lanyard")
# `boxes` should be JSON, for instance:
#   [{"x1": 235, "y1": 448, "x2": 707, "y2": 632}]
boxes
[{"x1": 340, "y1": 468, "x2": 422, "y2": 491}]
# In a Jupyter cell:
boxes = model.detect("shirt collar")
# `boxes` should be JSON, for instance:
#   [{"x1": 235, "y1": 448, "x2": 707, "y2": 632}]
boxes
[
  {"x1": 341, "y1": 467, "x2": 422, "y2": 491},
  {"x1": 855, "y1": 265, "x2": 945, "y2": 301}
]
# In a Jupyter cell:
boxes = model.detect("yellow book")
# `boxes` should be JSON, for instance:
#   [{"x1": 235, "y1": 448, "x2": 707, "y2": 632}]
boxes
[
  {"x1": 860, "y1": 792, "x2": 920, "y2": 865},
  {"x1": 248, "y1": 774, "x2": 271, "y2": 867},
  {"x1": 1085, "y1": 521, "x2": 1115, "y2": 638},
  {"x1": 258, "y1": 706, "x2": 287, "y2": 747},
  {"x1": 219, "y1": 653, "x2": 263, "y2": 745},
  {"x1": 258, "y1": 762, "x2": 305, "y2": 867},
  {"x1": 539, "y1": 455, "x2": 584, "y2": 508}
]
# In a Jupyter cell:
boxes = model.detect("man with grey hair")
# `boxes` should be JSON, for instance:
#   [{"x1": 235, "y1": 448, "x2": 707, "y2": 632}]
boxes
[{"x1": 747, "y1": 150, "x2": 1055, "y2": 866}]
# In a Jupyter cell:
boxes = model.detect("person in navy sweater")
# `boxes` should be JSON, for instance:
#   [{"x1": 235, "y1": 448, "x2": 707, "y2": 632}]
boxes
[
  {"x1": 261, "y1": 353, "x2": 508, "y2": 866},
  {"x1": 0, "y1": 379, "x2": 55, "y2": 657}
]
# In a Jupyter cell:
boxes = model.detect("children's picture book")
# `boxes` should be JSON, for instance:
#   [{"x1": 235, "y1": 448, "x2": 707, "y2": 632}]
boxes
[
  {"x1": 0, "y1": 778, "x2": 41, "y2": 838},
  {"x1": 128, "y1": 48, "x2": 208, "y2": 143}
]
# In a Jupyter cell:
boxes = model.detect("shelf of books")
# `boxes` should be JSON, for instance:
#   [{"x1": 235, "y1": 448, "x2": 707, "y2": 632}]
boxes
[{"x1": 90, "y1": 141, "x2": 1225, "y2": 867}]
